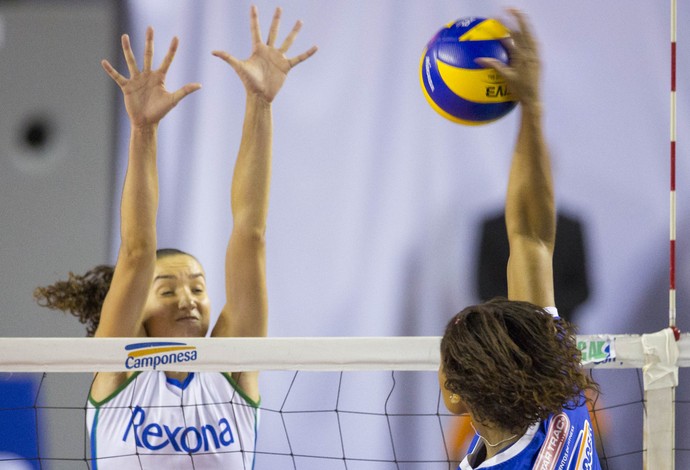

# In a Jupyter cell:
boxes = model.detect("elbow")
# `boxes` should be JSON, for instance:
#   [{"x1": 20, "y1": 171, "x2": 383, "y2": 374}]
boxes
[
  {"x1": 231, "y1": 222, "x2": 267, "y2": 249},
  {"x1": 120, "y1": 226, "x2": 157, "y2": 257},
  {"x1": 118, "y1": 241, "x2": 157, "y2": 268},
  {"x1": 232, "y1": 213, "x2": 267, "y2": 244},
  {"x1": 237, "y1": 226, "x2": 267, "y2": 246}
]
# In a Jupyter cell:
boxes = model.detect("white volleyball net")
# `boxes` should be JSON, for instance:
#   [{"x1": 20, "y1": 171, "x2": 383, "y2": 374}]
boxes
[{"x1": 0, "y1": 333, "x2": 686, "y2": 469}]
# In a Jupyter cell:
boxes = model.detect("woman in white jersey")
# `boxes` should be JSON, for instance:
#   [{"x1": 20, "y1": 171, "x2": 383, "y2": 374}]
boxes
[
  {"x1": 438, "y1": 10, "x2": 601, "y2": 470},
  {"x1": 34, "y1": 6, "x2": 316, "y2": 468}
]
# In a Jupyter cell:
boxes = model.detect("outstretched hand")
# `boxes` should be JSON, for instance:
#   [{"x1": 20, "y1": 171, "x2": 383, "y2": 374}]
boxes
[
  {"x1": 212, "y1": 6, "x2": 318, "y2": 103},
  {"x1": 475, "y1": 9, "x2": 540, "y2": 108},
  {"x1": 101, "y1": 27, "x2": 201, "y2": 129}
]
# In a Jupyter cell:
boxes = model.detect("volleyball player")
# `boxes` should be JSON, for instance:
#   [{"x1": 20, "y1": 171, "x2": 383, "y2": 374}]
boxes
[
  {"x1": 438, "y1": 10, "x2": 601, "y2": 469},
  {"x1": 34, "y1": 7, "x2": 316, "y2": 468}
]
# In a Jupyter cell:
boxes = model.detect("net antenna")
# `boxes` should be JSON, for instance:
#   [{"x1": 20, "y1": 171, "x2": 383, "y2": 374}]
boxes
[
  {"x1": 669, "y1": 0, "x2": 678, "y2": 333},
  {"x1": 648, "y1": 0, "x2": 682, "y2": 467}
]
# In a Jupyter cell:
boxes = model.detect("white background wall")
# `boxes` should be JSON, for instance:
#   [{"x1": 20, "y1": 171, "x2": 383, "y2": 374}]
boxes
[{"x1": 118, "y1": 0, "x2": 690, "y2": 340}]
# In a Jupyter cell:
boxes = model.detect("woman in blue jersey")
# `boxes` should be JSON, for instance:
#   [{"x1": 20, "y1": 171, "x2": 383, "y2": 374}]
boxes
[
  {"x1": 438, "y1": 10, "x2": 601, "y2": 470},
  {"x1": 34, "y1": 6, "x2": 316, "y2": 468}
]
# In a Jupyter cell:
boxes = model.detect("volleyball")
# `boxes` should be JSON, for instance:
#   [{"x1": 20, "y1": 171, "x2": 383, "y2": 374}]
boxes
[{"x1": 420, "y1": 17, "x2": 517, "y2": 125}]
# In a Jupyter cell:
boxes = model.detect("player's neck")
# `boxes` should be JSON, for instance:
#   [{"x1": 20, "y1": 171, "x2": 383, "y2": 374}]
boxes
[
  {"x1": 471, "y1": 421, "x2": 522, "y2": 459},
  {"x1": 165, "y1": 371, "x2": 191, "y2": 383}
]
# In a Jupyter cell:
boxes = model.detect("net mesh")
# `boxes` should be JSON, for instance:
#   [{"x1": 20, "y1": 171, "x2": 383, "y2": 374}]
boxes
[{"x1": 0, "y1": 333, "x2": 685, "y2": 469}]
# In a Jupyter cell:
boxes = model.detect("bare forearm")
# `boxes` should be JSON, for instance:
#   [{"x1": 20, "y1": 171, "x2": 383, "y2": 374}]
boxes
[
  {"x1": 217, "y1": 95, "x2": 272, "y2": 340},
  {"x1": 231, "y1": 95, "x2": 272, "y2": 233},
  {"x1": 96, "y1": 125, "x2": 158, "y2": 338},
  {"x1": 120, "y1": 125, "x2": 159, "y2": 257},
  {"x1": 505, "y1": 104, "x2": 555, "y2": 245}
]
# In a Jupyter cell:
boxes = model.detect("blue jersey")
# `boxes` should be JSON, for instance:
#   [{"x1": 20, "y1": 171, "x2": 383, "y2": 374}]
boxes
[{"x1": 458, "y1": 400, "x2": 600, "y2": 470}]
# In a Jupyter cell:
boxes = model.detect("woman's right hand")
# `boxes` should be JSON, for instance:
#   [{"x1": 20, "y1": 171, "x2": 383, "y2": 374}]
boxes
[
  {"x1": 101, "y1": 27, "x2": 201, "y2": 129},
  {"x1": 475, "y1": 9, "x2": 541, "y2": 110}
]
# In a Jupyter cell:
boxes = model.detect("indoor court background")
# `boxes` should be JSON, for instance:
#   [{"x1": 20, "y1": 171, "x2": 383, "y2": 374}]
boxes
[{"x1": 1, "y1": 0, "x2": 688, "y2": 467}]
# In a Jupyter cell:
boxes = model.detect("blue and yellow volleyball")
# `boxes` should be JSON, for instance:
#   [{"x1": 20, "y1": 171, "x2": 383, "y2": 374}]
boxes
[{"x1": 420, "y1": 17, "x2": 516, "y2": 125}]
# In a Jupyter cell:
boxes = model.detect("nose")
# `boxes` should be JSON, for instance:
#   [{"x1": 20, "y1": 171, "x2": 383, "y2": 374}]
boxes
[{"x1": 178, "y1": 290, "x2": 197, "y2": 310}]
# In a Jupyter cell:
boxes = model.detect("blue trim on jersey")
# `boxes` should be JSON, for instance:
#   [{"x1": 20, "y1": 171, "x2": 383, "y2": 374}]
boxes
[
  {"x1": 251, "y1": 407, "x2": 259, "y2": 470},
  {"x1": 90, "y1": 406, "x2": 99, "y2": 470},
  {"x1": 165, "y1": 372, "x2": 195, "y2": 390}
]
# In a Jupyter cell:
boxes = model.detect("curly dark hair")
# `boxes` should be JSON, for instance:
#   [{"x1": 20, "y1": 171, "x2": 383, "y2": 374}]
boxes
[
  {"x1": 33, "y1": 265, "x2": 113, "y2": 337},
  {"x1": 33, "y1": 248, "x2": 196, "y2": 337},
  {"x1": 440, "y1": 297, "x2": 598, "y2": 434}
]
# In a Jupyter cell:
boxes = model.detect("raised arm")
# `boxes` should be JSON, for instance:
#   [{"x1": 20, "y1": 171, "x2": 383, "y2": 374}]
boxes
[
  {"x1": 478, "y1": 10, "x2": 555, "y2": 307},
  {"x1": 96, "y1": 28, "x2": 201, "y2": 338},
  {"x1": 211, "y1": 6, "x2": 316, "y2": 340},
  {"x1": 210, "y1": 6, "x2": 316, "y2": 400}
]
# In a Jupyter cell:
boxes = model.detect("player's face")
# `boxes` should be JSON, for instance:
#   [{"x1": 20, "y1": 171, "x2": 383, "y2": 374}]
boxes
[{"x1": 143, "y1": 254, "x2": 211, "y2": 338}]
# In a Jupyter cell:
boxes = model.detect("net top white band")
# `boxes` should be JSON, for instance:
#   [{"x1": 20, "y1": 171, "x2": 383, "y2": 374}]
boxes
[
  {"x1": 0, "y1": 336, "x2": 440, "y2": 373},
  {"x1": 0, "y1": 332, "x2": 685, "y2": 373}
]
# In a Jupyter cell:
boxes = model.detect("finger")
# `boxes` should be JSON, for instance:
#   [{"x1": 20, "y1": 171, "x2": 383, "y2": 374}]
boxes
[
  {"x1": 101, "y1": 59, "x2": 128, "y2": 87},
  {"x1": 504, "y1": 20, "x2": 523, "y2": 48},
  {"x1": 475, "y1": 57, "x2": 513, "y2": 81},
  {"x1": 508, "y1": 8, "x2": 529, "y2": 33},
  {"x1": 249, "y1": 5, "x2": 262, "y2": 46},
  {"x1": 279, "y1": 20, "x2": 302, "y2": 53},
  {"x1": 170, "y1": 83, "x2": 202, "y2": 107},
  {"x1": 121, "y1": 34, "x2": 139, "y2": 76},
  {"x1": 266, "y1": 7, "x2": 282, "y2": 47},
  {"x1": 158, "y1": 36, "x2": 179, "y2": 75},
  {"x1": 288, "y1": 45, "x2": 318, "y2": 68},
  {"x1": 507, "y1": 9, "x2": 535, "y2": 50},
  {"x1": 143, "y1": 26, "x2": 154, "y2": 72},
  {"x1": 498, "y1": 36, "x2": 517, "y2": 64},
  {"x1": 211, "y1": 50, "x2": 241, "y2": 71}
]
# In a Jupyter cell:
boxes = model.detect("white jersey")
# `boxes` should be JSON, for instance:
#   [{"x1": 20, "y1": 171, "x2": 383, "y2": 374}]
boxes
[{"x1": 86, "y1": 371, "x2": 259, "y2": 469}]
